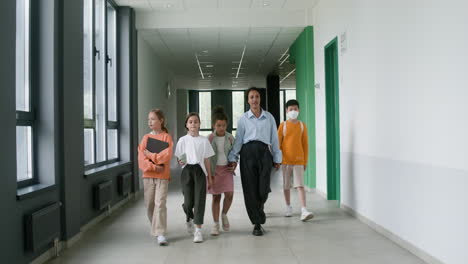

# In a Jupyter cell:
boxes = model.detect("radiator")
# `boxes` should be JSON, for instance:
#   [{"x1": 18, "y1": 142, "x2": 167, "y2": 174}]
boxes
[
  {"x1": 118, "y1": 172, "x2": 132, "y2": 196},
  {"x1": 25, "y1": 202, "x2": 61, "y2": 252},
  {"x1": 93, "y1": 180, "x2": 113, "y2": 210}
]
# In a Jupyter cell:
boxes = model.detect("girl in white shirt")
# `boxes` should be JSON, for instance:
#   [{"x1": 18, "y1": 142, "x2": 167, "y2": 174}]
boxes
[{"x1": 175, "y1": 112, "x2": 215, "y2": 243}]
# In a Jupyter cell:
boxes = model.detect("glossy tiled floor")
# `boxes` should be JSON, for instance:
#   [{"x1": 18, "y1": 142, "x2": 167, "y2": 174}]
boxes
[{"x1": 47, "y1": 164, "x2": 425, "y2": 264}]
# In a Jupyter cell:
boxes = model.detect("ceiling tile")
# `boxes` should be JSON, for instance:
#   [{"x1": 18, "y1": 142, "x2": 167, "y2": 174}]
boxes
[
  {"x1": 250, "y1": 0, "x2": 286, "y2": 8},
  {"x1": 219, "y1": 0, "x2": 252, "y2": 8},
  {"x1": 184, "y1": 0, "x2": 218, "y2": 8}
]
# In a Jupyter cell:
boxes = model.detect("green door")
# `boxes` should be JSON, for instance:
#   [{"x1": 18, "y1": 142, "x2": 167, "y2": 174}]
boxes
[{"x1": 324, "y1": 37, "x2": 341, "y2": 201}]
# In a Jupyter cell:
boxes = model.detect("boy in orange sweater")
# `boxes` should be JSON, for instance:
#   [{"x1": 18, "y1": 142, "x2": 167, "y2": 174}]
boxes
[{"x1": 277, "y1": 100, "x2": 314, "y2": 221}]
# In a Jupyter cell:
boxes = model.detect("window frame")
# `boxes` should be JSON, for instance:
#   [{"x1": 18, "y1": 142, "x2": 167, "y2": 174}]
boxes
[
  {"x1": 16, "y1": 0, "x2": 37, "y2": 188},
  {"x1": 84, "y1": 0, "x2": 120, "y2": 170}
]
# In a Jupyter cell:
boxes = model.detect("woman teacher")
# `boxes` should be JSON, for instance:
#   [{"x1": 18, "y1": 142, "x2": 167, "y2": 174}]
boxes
[{"x1": 228, "y1": 87, "x2": 282, "y2": 236}]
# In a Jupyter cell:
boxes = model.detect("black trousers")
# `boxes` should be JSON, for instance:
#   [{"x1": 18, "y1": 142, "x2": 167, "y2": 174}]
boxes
[
  {"x1": 181, "y1": 164, "x2": 206, "y2": 225},
  {"x1": 240, "y1": 141, "x2": 273, "y2": 225}
]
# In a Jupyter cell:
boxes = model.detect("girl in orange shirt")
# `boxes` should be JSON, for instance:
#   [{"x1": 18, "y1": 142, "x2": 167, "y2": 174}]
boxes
[{"x1": 138, "y1": 109, "x2": 173, "y2": 246}]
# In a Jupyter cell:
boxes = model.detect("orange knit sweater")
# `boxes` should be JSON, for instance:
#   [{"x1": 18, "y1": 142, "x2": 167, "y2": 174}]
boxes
[
  {"x1": 277, "y1": 121, "x2": 309, "y2": 165},
  {"x1": 138, "y1": 132, "x2": 173, "y2": 180}
]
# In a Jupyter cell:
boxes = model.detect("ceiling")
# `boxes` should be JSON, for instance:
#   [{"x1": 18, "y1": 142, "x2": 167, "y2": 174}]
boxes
[
  {"x1": 115, "y1": 0, "x2": 318, "y2": 11},
  {"x1": 115, "y1": 0, "x2": 318, "y2": 89}
]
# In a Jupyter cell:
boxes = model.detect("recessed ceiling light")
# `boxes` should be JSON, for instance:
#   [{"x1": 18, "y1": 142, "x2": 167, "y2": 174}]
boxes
[
  {"x1": 202, "y1": 50, "x2": 209, "y2": 53},
  {"x1": 263, "y1": 2, "x2": 270, "y2": 7},
  {"x1": 166, "y1": 3, "x2": 172, "y2": 8},
  {"x1": 206, "y1": 65, "x2": 214, "y2": 68}
]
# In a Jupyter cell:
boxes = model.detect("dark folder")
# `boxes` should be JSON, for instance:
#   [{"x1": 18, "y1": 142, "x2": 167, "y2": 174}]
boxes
[{"x1": 146, "y1": 137, "x2": 169, "y2": 154}]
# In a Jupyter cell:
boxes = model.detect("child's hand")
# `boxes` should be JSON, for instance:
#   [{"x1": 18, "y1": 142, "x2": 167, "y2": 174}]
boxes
[
  {"x1": 155, "y1": 165, "x2": 164, "y2": 173},
  {"x1": 210, "y1": 175, "x2": 215, "y2": 186},
  {"x1": 178, "y1": 159, "x2": 186, "y2": 166},
  {"x1": 143, "y1": 149, "x2": 153, "y2": 159}
]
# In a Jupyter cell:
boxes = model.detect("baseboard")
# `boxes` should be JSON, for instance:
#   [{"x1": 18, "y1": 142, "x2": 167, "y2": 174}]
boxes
[
  {"x1": 31, "y1": 193, "x2": 135, "y2": 264},
  {"x1": 340, "y1": 204, "x2": 444, "y2": 264}
]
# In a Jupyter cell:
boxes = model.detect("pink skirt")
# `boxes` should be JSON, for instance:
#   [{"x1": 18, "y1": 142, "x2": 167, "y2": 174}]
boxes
[{"x1": 208, "y1": 165, "x2": 234, "y2": 195}]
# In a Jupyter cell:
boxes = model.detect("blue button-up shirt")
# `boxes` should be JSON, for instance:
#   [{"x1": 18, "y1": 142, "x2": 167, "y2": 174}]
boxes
[{"x1": 228, "y1": 109, "x2": 282, "y2": 163}]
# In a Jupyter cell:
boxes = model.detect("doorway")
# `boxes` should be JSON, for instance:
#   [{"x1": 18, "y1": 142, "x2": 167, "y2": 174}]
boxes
[{"x1": 324, "y1": 37, "x2": 341, "y2": 201}]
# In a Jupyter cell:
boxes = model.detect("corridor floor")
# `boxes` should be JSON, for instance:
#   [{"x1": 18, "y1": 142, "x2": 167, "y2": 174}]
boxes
[{"x1": 47, "y1": 164, "x2": 425, "y2": 264}]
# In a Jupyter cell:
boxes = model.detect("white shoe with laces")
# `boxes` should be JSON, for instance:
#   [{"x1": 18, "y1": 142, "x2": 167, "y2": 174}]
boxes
[
  {"x1": 300, "y1": 209, "x2": 314, "y2": 221},
  {"x1": 186, "y1": 219, "x2": 194, "y2": 234},
  {"x1": 157, "y1": 235, "x2": 168, "y2": 246},
  {"x1": 285, "y1": 205, "x2": 293, "y2": 217},
  {"x1": 221, "y1": 214, "x2": 230, "y2": 232},
  {"x1": 193, "y1": 230, "x2": 204, "y2": 243}
]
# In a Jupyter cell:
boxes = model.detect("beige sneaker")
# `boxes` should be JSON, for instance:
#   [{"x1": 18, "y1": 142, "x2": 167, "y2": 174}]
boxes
[
  {"x1": 300, "y1": 210, "x2": 314, "y2": 221},
  {"x1": 210, "y1": 223, "x2": 220, "y2": 236},
  {"x1": 221, "y1": 214, "x2": 230, "y2": 232}
]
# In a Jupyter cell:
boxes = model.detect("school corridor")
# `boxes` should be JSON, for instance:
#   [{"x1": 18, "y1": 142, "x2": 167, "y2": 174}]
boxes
[{"x1": 1, "y1": 0, "x2": 467, "y2": 264}]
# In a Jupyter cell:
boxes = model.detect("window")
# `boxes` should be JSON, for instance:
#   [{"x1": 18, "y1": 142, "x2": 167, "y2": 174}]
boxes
[
  {"x1": 199, "y1": 92, "x2": 212, "y2": 137},
  {"x1": 280, "y1": 89, "x2": 296, "y2": 121},
  {"x1": 16, "y1": 0, "x2": 35, "y2": 186},
  {"x1": 84, "y1": 0, "x2": 119, "y2": 168},
  {"x1": 231, "y1": 91, "x2": 245, "y2": 137}
]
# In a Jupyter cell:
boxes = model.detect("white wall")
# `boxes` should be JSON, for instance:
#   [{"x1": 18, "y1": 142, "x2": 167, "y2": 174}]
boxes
[
  {"x1": 312, "y1": 0, "x2": 468, "y2": 263},
  {"x1": 137, "y1": 34, "x2": 178, "y2": 154}
]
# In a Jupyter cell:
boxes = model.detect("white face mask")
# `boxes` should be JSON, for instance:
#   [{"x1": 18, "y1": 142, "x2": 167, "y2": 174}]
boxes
[{"x1": 287, "y1": 110, "x2": 299, "y2": 120}]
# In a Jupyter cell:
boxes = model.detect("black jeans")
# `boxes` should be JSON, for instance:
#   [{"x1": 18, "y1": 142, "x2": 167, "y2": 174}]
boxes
[
  {"x1": 181, "y1": 164, "x2": 207, "y2": 225},
  {"x1": 240, "y1": 141, "x2": 273, "y2": 225}
]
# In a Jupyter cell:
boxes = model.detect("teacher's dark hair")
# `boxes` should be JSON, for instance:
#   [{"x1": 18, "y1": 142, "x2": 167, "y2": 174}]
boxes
[{"x1": 245, "y1": 87, "x2": 262, "y2": 101}]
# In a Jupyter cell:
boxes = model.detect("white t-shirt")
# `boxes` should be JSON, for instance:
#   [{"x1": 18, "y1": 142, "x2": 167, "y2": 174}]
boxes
[
  {"x1": 175, "y1": 134, "x2": 215, "y2": 176},
  {"x1": 214, "y1": 136, "x2": 228, "y2": 166}
]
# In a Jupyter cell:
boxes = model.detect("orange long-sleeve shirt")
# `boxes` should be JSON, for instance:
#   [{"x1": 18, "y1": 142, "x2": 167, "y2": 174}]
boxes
[
  {"x1": 277, "y1": 121, "x2": 308, "y2": 165},
  {"x1": 138, "y1": 132, "x2": 173, "y2": 180}
]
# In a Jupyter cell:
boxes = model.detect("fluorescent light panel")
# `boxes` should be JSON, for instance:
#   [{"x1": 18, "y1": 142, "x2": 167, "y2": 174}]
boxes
[
  {"x1": 280, "y1": 68, "x2": 296, "y2": 83},
  {"x1": 195, "y1": 54, "x2": 205, "y2": 79},
  {"x1": 236, "y1": 45, "x2": 246, "y2": 79}
]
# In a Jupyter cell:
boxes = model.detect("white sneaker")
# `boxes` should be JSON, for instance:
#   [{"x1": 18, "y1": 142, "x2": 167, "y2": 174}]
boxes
[
  {"x1": 300, "y1": 210, "x2": 314, "y2": 221},
  {"x1": 193, "y1": 230, "x2": 204, "y2": 243},
  {"x1": 211, "y1": 223, "x2": 220, "y2": 236},
  {"x1": 157, "y1": 235, "x2": 168, "y2": 246},
  {"x1": 221, "y1": 214, "x2": 230, "y2": 232},
  {"x1": 285, "y1": 205, "x2": 293, "y2": 217},
  {"x1": 186, "y1": 219, "x2": 194, "y2": 234}
]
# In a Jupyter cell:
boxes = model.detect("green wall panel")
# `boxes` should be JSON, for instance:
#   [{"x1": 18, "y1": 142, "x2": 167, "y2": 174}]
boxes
[{"x1": 289, "y1": 26, "x2": 316, "y2": 188}]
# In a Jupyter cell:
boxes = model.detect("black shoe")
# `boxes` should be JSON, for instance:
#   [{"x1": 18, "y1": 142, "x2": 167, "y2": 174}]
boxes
[{"x1": 252, "y1": 224, "x2": 264, "y2": 236}]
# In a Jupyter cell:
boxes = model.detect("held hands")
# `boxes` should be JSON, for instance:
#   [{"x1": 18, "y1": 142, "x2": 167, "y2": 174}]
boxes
[
  {"x1": 207, "y1": 175, "x2": 214, "y2": 190},
  {"x1": 228, "y1": 162, "x2": 237, "y2": 172},
  {"x1": 273, "y1": 163, "x2": 281, "y2": 170}
]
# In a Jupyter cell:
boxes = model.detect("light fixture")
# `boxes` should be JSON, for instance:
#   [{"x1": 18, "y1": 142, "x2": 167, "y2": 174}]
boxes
[
  {"x1": 278, "y1": 48, "x2": 289, "y2": 62},
  {"x1": 166, "y1": 3, "x2": 172, "y2": 8},
  {"x1": 280, "y1": 68, "x2": 296, "y2": 83},
  {"x1": 263, "y1": 2, "x2": 270, "y2": 7},
  {"x1": 236, "y1": 45, "x2": 246, "y2": 79},
  {"x1": 279, "y1": 54, "x2": 290, "y2": 66},
  {"x1": 206, "y1": 65, "x2": 214, "y2": 68},
  {"x1": 195, "y1": 54, "x2": 205, "y2": 79}
]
